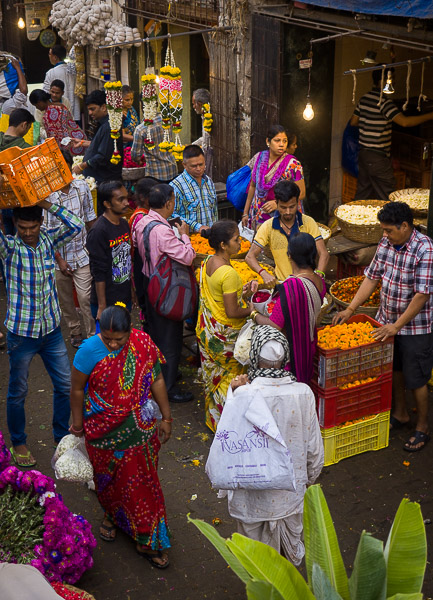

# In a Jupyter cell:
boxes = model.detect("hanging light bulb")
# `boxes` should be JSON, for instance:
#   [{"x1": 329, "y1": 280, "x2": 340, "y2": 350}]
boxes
[
  {"x1": 383, "y1": 70, "x2": 395, "y2": 94},
  {"x1": 303, "y1": 101, "x2": 314, "y2": 121},
  {"x1": 361, "y1": 50, "x2": 377, "y2": 65},
  {"x1": 17, "y1": 17, "x2": 25, "y2": 29}
]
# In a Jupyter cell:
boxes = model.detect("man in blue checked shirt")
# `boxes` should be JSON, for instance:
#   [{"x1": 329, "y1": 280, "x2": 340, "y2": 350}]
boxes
[
  {"x1": 0, "y1": 199, "x2": 83, "y2": 467},
  {"x1": 170, "y1": 144, "x2": 218, "y2": 234}
]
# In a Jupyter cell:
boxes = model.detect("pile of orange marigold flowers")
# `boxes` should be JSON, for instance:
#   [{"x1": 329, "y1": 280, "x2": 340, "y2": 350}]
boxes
[
  {"x1": 339, "y1": 376, "x2": 377, "y2": 390},
  {"x1": 331, "y1": 276, "x2": 381, "y2": 307},
  {"x1": 318, "y1": 322, "x2": 376, "y2": 350},
  {"x1": 190, "y1": 234, "x2": 250, "y2": 256}
]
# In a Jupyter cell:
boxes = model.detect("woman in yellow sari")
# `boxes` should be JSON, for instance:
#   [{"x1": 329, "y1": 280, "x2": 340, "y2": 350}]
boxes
[{"x1": 196, "y1": 221, "x2": 258, "y2": 431}]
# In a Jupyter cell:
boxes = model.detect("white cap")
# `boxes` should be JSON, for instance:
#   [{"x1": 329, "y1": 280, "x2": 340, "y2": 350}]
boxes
[{"x1": 259, "y1": 339, "x2": 285, "y2": 362}]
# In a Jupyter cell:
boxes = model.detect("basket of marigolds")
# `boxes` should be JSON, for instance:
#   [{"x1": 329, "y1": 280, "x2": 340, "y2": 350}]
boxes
[
  {"x1": 321, "y1": 411, "x2": 390, "y2": 466},
  {"x1": 190, "y1": 234, "x2": 252, "y2": 269},
  {"x1": 334, "y1": 199, "x2": 386, "y2": 244},
  {"x1": 313, "y1": 314, "x2": 394, "y2": 389},
  {"x1": 0, "y1": 138, "x2": 72, "y2": 209},
  {"x1": 330, "y1": 275, "x2": 381, "y2": 318},
  {"x1": 388, "y1": 188, "x2": 428, "y2": 217}
]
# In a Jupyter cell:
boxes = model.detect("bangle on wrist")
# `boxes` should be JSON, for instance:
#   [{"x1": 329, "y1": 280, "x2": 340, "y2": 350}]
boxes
[
  {"x1": 258, "y1": 268, "x2": 265, "y2": 275},
  {"x1": 250, "y1": 310, "x2": 258, "y2": 323},
  {"x1": 162, "y1": 417, "x2": 173, "y2": 424},
  {"x1": 315, "y1": 269, "x2": 325, "y2": 278},
  {"x1": 70, "y1": 425, "x2": 83, "y2": 433}
]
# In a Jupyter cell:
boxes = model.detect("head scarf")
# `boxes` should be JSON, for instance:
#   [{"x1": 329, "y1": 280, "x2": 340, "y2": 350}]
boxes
[{"x1": 248, "y1": 325, "x2": 296, "y2": 381}]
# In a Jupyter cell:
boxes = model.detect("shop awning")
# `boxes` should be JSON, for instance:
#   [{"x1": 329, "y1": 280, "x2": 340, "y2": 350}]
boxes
[{"x1": 302, "y1": 1, "x2": 433, "y2": 19}]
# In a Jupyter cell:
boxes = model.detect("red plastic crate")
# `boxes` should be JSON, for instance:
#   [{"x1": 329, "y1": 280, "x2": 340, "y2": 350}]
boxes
[
  {"x1": 336, "y1": 258, "x2": 366, "y2": 281},
  {"x1": 311, "y1": 371, "x2": 392, "y2": 428},
  {"x1": 314, "y1": 314, "x2": 394, "y2": 389}
]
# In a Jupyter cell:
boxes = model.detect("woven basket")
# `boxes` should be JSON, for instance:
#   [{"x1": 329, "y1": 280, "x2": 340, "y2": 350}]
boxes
[
  {"x1": 388, "y1": 188, "x2": 429, "y2": 216},
  {"x1": 335, "y1": 200, "x2": 386, "y2": 243},
  {"x1": 318, "y1": 223, "x2": 332, "y2": 244},
  {"x1": 58, "y1": 584, "x2": 96, "y2": 599},
  {"x1": 122, "y1": 167, "x2": 146, "y2": 181},
  {"x1": 329, "y1": 281, "x2": 379, "y2": 317}
]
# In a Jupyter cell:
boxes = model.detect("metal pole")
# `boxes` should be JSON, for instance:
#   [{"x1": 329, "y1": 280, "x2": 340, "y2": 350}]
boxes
[
  {"x1": 98, "y1": 26, "x2": 233, "y2": 50},
  {"x1": 344, "y1": 56, "x2": 431, "y2": 76},
  {"x1": 311, "y1": 30, "x2": 364, "y2": 44}
]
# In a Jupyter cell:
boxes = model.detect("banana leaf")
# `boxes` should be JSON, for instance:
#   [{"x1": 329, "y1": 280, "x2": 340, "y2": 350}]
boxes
[
  {"x1": 304, "y1": 485, "x2": 350, "y2": 600},
  {"x1": 384, "y1": 499, "x2": 427, "y2": 596},
  {"x1": 227, "y1": 532, "x2": 315, "y2": 600},
  {"x1": 348, "y1": 531, "x2": 386, "y2": 600},
  {"x1": 246, "y1": 580, "x2": 285, "y2": 600},
  {"x1": 187, "y1": 514, "x2": 251, "y2": 584},
  {"x1": 387, "y1": 594, "x2": 423, "y2": 600},
  {"x1": 312, "y1": 563, "x2": 344, "y2": 600}
]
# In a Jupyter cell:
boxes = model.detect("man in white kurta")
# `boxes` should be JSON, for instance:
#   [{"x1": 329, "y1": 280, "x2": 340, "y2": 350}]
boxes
[
  {"x1": 43, "y1": 45, "x2": 79, "y2": 121},
  {"x1": 226, "y1": 330, "x2": 324, "y2": 565}
]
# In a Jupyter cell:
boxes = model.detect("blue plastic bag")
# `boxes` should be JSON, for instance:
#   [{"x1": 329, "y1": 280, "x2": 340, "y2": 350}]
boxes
[{"x1": 226, "y1": 165, "x2": 251, "y2": 211}]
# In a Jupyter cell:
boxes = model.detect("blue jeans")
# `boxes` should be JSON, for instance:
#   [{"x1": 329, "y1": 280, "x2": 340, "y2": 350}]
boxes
[{"x1": 6, "y1": 326, "x2": 71, "y2": 446}]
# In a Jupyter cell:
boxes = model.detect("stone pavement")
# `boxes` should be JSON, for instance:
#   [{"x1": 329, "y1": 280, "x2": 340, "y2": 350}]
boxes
[{"x1": 0, "y1": 293, "x2": 433, "y2": 598}]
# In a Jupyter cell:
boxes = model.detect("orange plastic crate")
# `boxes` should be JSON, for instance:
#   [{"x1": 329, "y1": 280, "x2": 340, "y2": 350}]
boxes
[
  {"x1": 0, "y1": 138, "x2": 72, "y2": 208},
  {"x1": 314, "y1": 314, "x2": 394, "y2": 389}
]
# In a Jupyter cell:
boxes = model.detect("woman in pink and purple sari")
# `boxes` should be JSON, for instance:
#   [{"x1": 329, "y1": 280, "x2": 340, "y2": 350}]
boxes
[
  {"x1": 242, "y1": 126, "x2": 306, "y2": 231},
  {"x1": 254, "y1": 233, "x2": 325, "y2": 384}
]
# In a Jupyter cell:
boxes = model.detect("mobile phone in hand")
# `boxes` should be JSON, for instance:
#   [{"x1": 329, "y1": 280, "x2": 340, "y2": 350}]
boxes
[{"x1": 168, "y1": 217, "x2": 182, "y2": 227}]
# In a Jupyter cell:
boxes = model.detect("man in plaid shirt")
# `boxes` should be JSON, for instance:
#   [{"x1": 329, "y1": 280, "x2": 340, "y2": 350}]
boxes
[
  {"x1": 334, "y1": 202, "x2": 433, "y2": 452},
  {"x1": 0, "y1": 199, "x2": 83, "y2": 467}
]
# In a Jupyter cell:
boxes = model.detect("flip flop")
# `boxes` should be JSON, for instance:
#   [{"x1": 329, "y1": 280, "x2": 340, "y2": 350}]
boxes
[
  {"x1": 10, "y1": 446, "x2": 37, "y2": 467},
  {"x1": 403, "y1": 431, "x2": 430, "y2": 453},
  {"x1": 99, "y1": 522, "x2": 116, "y2": 542},
  {"x1": 390, "y1": 415, "x2": 410, "y2": 430},
  {"x1": 136, "y1": 547, "x2": 170, "y2": 569}
]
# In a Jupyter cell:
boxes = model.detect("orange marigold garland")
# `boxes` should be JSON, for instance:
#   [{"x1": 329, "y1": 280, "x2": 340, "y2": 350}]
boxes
[
  {"x1": 104, "y1": 81, "x2": 123, "y2": 165},
  {"x1": 158, "y1": 41, "x2": 184, "y2": 159}
]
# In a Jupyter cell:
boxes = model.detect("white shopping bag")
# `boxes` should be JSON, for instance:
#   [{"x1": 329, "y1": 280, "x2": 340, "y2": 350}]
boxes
[
  {"x1": 206, "y1": 387, "x2": 296, "y2": 491},
  {"x1": 51, "y1": 434, "x2": 94, "y2": 483},
  {"x1": 233, "y1": 320, "x2": 255, "y2": 365}
]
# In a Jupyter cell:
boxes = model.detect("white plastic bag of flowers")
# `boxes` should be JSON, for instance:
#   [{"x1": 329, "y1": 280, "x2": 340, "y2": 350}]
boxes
[{"x1": 52, "y1": 434, "x2": 94, "y2": 483}]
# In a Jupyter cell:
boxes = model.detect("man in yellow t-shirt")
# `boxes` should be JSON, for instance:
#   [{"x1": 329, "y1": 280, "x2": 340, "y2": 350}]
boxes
[{"x1": 245, "y1": 180, "x2": 329, "y2": 282}]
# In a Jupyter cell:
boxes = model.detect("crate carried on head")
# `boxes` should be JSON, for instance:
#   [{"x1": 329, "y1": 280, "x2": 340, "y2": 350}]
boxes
[{"x1": 0, "y1": 138, "x2": 72, "y2": 209}]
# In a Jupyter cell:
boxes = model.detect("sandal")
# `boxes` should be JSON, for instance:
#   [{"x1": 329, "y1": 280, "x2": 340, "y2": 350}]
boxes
[
  {"x1": 70, "y1": 336, "x2": 84, "y2": 349},
  {"x1": 136, "y1": 546, "x2": 169, "y2": 569},
  {"x1": 99, "y1": 522, "x2": 116, "y2": 542},
  {"x1": 390, "y1": 415, "x2": 410, "y2": 430},
  {"x1": 403, "y1": 431, "x2": 430, "y2": 453},
  {"x1": 10, "y1": 446, "x2": 36, "y2": 467}
]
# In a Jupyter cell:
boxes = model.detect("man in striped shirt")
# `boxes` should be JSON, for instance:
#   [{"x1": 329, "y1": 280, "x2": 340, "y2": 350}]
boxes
[
  {"x1": 351, "y1": 69, "x2": 433, "y2": 201},
  {"x1": 170, "y1": 144, "x2": 218, "y2": 233},
  {"x1": 0, "y1": 199, "x2": 83, "y2": 467}
]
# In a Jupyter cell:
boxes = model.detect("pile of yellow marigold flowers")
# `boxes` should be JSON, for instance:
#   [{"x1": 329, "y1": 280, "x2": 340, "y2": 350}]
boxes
[
  {"x1": 318, "y1": 322, "x2": 376, "y2": 350},
  {"x1": 339, "y1": 376, "x2": 377, "y2": 390},
  {"x1": 195, "y1": 260, "x2": 274, "y2": 285},
  {"x1": 331, "y1": 276, "x2": 381, "y2": 307}
]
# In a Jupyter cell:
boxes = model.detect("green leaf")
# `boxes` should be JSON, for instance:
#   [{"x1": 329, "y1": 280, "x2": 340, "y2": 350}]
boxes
[
  {"x1": 349, "y1": 531, "x2": 386, "y2": 600},
  {"x1": 187, "y1": 514, "x2": 251, "y2": 584},
  {"x1": 387, "y1": 594, "x2": 423, "y2": 600},
  {"x1": 227, "y1": 532, "x2": 315, "y2": 600},
  {"x1": 384, "y1": 499, "x2": 427, "y2": 596},
  {"x1": 304, "y1": 485, "x2": 350, "y2": 600},
  {"x1": 246, "y1": 580, "x2": 285, "y2": 600},
  {"x1": 312, "y1": 564, "x2": 344, "y2": 600}
]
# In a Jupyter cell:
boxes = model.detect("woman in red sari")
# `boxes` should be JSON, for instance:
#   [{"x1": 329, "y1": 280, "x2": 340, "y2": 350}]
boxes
[
  {"x1": 29, "y1": 89, "x2": 86, "y2": 155},
  {"x1": 69, "y1": 304, "x2": 172, "y2": 568}
]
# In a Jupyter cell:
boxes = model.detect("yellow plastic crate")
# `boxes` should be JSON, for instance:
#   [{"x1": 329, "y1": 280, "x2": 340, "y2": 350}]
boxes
[{"x1": 321, "y1": 411, "x2": 390, "y2": 466}]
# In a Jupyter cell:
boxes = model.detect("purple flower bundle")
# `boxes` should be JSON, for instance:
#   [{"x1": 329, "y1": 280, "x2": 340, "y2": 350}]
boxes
[
  {"x1": 0, "y1": 465, "x2": 96, "y2": 584},
  {"x1": 0, "y1": 430, "x2": 11, "y2": 473}
]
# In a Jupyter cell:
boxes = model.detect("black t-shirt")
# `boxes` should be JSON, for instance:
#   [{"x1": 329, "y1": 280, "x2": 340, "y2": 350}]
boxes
[{"x1": 86, "y1": 215, "x2": 132, "y2": 307}]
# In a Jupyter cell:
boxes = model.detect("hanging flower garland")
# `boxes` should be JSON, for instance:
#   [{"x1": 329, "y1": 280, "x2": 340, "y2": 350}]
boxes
[
  {"x1": 202, "y1": 103, "x2": 213, "y2": 133},
  {"x1": 104, "y1": 81, "x2": 123, "y2": 165},
  {"x1": 158, "y1": 41, "x2": 185, "y2": 159},
  {"x1": 141, "y1": 74, "x2": 157, "y2": 150},
  {"x1": 0, "y1": 453, "x2": 96, "y2": 584}
]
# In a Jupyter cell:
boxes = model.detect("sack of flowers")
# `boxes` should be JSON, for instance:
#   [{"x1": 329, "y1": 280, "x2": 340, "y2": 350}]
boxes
[{"x1": 0, "y1": 464, "x2": 96, "y2": 584}]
